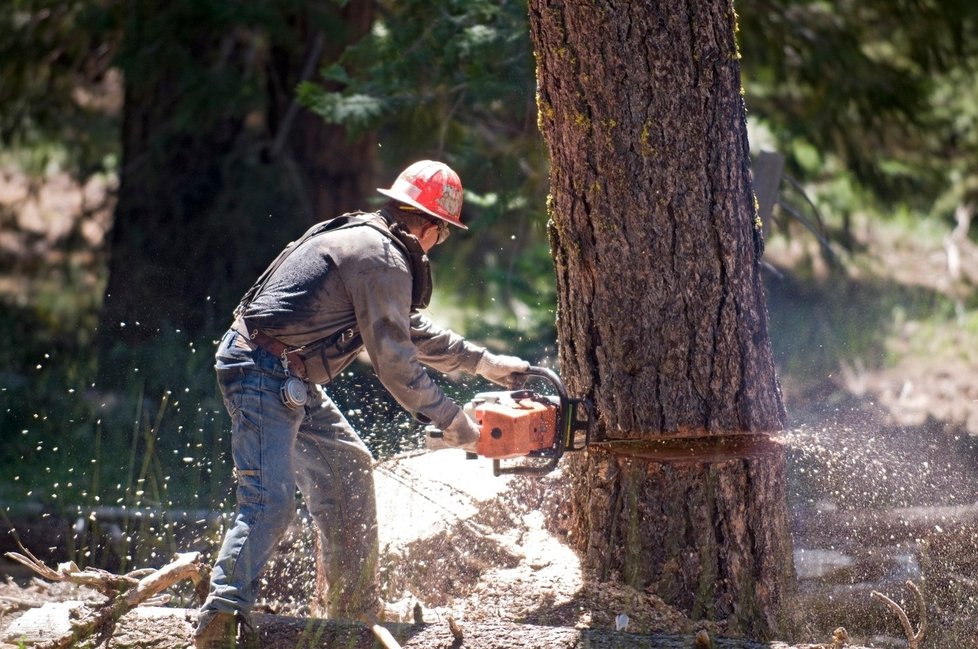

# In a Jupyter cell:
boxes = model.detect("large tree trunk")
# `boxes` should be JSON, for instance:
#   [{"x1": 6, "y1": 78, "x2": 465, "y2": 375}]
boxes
[
  {"x1": 96, "y1": 0, "x2": 374, "y2": 367},
  {"x1": 529, "y1": 1, "x2": 795, "y2": 639}
]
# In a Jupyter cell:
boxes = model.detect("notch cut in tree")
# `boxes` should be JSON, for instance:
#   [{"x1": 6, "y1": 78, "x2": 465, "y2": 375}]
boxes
[{"x1": 529, "y1": 1, "x2": 795, "y2": 639}]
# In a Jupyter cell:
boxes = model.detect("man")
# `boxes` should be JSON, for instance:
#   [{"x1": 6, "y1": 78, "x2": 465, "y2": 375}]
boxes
[{"x1": 194, "y1": 160, "x2": 530, "y2": 648}]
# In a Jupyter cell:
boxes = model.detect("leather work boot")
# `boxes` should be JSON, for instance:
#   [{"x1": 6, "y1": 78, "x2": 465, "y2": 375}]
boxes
[{"x1": 193, "y1": 611, "x2": 238, "y2": 649}]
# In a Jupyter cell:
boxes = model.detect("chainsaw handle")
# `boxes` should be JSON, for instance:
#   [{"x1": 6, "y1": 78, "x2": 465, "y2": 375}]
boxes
[
  {"x1": 516, "y1": 365, "x2": 592, "y2": 457},
  {"x1": 515, "y1": 366, "x2": 569, "y2": 404}
]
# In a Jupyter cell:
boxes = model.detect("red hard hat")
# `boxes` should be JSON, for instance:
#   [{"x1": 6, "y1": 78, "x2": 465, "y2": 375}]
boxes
[{"x1": 377, "y1": 160, "x2": 467, "y2": 229}]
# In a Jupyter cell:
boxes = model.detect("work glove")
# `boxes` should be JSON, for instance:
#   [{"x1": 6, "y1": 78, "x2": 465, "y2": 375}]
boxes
[
  {"x1": 425, "y1": 408, "x2": 481, "y2": 453},
  {"x1": 476, "y1": 351, "x2": 530, "y2": 389}
]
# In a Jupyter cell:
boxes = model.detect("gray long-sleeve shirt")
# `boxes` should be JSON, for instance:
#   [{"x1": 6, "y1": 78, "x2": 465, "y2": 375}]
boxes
[{"x1": 242, "y1": 212, "x2": 485, "y2": 428}]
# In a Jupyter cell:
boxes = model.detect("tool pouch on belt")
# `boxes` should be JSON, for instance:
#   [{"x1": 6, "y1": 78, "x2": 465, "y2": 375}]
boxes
[{"x1": 298, "y1": 326, "x2": 364, "y2": 385}]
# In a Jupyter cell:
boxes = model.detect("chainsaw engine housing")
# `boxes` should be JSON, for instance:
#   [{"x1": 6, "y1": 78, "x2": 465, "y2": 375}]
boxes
[
  {"x1": 465, "y1": 391, "x2": 560, "y2": 459},
  {"x1": 444, "y1": 365, "x2": 591, "y2": 476}
]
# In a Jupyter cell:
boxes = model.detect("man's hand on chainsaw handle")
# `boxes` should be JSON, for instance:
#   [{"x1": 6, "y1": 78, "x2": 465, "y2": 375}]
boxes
[
  {"x1": 476, "y1": 351, "x2": 530, "y2": 389},
  {"x1": 427, "y1": 409, "x2": 481, "y2": 453}
]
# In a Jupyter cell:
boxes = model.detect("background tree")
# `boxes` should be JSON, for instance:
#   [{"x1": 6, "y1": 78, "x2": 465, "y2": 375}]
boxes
[
  {"x1": 95, "y1": 0, "x2": 374, "y2": 384},
  {"x1": 529, "y1": 1, "x2": 793, "y2": 639},
  {"x1": 0, "y1": 1, "x2": 121, "y2": 177}
]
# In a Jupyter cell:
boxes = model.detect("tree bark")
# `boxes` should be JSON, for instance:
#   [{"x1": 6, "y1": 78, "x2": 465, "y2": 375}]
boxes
[
  {"x1": 97, "y1": 0, "x2": 374, "y2": 363},
  {"x1": 529, "y1": 1, "x2": 794, "y2": 639}
]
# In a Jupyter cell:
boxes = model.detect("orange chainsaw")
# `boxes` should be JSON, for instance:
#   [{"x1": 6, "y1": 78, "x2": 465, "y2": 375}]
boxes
[{"x1": 429, "y1": 366, "x2": 591, "y2": 476}]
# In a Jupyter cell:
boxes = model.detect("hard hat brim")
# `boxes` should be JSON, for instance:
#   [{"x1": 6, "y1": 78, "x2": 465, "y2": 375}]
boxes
[{"x1": 377, "y1": 187, "x2": 468, "y2": 229}]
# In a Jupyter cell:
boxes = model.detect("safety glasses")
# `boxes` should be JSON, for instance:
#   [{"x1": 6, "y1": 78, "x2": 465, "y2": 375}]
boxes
[
  {"x1": 397, "y1": 204, "x2": 451, "y2": 244},
  {"x1": 430, "y1": 218, "x2": 451, "y2": 244}
]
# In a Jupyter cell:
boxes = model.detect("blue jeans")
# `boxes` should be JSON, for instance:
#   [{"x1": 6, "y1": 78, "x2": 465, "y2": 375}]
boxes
[{"x1": 198, "y1": 329, "x2": 379, "y2": 629}]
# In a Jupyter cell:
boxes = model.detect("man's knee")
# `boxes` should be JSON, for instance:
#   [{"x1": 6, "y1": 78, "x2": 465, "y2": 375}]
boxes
[{"x1": 267, "y1": 491, "x2": 297, "y2": 530}]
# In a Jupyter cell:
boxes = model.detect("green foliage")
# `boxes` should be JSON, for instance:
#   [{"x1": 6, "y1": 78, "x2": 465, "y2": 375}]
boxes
[
  {"x1": 301, "y1": 0, "x2": 533, "y2": 136},
  {"x1": 298, "y1": 88, "x2": 385, "y2": 128},
  {"x1": 0, "y1": 1, "x2": 122, "y2": 176},
  {"x1": 928, "y1": 62, "x2": 978, "y2": 217},
  {"x1": 739, "y1": 0, "x2": 978, "y2": 220}
]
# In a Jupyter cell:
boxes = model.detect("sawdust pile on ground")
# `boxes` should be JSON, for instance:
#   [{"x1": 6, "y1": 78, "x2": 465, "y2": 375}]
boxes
[{"x1": 372, "y1": 451, "x2": 696, "y2": 636}]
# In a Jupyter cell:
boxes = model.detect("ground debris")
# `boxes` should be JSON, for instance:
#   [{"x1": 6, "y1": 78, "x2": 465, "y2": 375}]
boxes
[
  {"x1": 2, "y1": 550, "x2": 206, "y2": 648},
  {"x1": 871, "y1": 581, "x2": 925, "y2": 649}
]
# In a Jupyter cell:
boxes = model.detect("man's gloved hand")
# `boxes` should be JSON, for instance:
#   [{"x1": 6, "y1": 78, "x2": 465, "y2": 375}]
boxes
[
  {"x1": 425, "y1": 409, "x2": 481, "y2": 453},
  {"x1": 476, "y1": 351, "x2": 530, "y2": 389}
]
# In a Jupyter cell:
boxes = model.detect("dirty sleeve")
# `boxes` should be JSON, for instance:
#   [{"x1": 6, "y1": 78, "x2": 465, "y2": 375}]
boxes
[
  {"x1": 342, "y1": 255, "x2": 459, "y2": 429},
  {"x1": 410, "y1": 312, "x2": 485, "y2": 374}
]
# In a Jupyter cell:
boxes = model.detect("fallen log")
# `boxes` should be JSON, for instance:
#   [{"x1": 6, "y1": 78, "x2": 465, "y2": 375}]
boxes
[
  {"x1": 2, "y1": 604, "x2": 874, "y2": 649},
  {"x1": 3, "y1": 548, "x2": 207, "y2": 649}
]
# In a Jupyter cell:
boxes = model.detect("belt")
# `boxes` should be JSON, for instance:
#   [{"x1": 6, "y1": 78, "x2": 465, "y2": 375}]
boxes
[{"x1": 231, "y1": 316, "x2": 308, "y2": 380}]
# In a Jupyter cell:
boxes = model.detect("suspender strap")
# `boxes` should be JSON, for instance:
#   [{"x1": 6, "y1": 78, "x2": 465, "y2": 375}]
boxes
[
  {"x1": 234, "y1": 210, "x2": 432, "y2": 316},
  {"x1": 234, "y1": 212, "x2": 369, "y2": 318}
]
